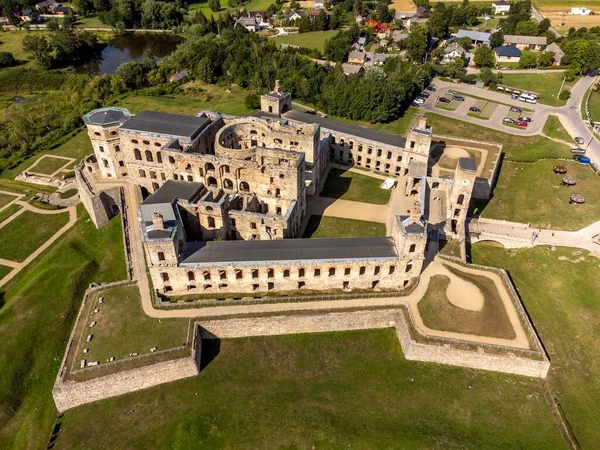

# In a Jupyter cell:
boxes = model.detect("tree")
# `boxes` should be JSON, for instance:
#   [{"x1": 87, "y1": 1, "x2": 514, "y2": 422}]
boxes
[
  {"x1": 518, "y1": 49, "x2": 537, "y2": 68},
  {"x1": 47, "y1": 18, "x2": 61, "y2": 31},
  {"x1": 196, "y1": 56, "x2": 217, "y2": 83},
  {"x1": 376, "y1": 1, "x2": 393, "y2": 23},
  {"x1": 245, "y1": 93, "x2": 260, "y2": 110},
  {"x1": 404, "y1": 25, "x2": 429, "y2": 62},
  {"x1": 515, "y1": 19, "x2": 539, "y2": 36},
  {"x1": 490, "y1": 31, "x2": 504, "y2": 48},
  {"x1": 538, "y1": 17, "x2": 551, "y2": 34},
  {"x1": 479, "y1": 66, "x2": 498, "y2": 86},
  {"x1": 353, "y1": 0, "x2": 363, "y2": 16},
  {"x1": 427, "y1": 9, "x2": 448, "y2": 38},
  {"x1": 473, "y1": 44, "x2": 495, "y2": 67},
  {"x1": 22, "y1": 34, "x2": 53, "y2": 69},
  {"x1": 315, "y1": 10, "x2": 329, "y2": 31},
  {"x1": 458, "y1": 36, "x2": 473, "y2": 50},
  {"x1": 538, "y1": 50, "x2": 555, "y2": 67},
  {"x1": 559, "y1": 89, "x2": 571, "y2": 100},
  {"x1": 208, "y1": 0, "x2": 220, "y2": 13}
]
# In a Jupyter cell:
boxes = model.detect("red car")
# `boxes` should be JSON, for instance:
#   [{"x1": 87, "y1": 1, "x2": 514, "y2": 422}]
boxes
[{"x1": 515, "y1": 120, "x2": 528, "y2": 127}]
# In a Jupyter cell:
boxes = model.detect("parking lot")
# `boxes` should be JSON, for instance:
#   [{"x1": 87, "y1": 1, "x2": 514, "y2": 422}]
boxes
[{"x1": 418, "y1": 83, "x2": 542, "y2": 134}]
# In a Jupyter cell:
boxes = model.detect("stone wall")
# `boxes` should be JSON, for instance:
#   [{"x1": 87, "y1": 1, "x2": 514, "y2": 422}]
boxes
[{"x1": 76, "y1": 162, "x2": 121, "y2": 228}]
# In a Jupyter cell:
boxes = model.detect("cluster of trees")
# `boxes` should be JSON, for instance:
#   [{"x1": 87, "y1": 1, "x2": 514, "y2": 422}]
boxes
[
  {"x1": 498, "y1": 0, "x2": 551, "y2": 37},
  {"x1": 427, "y1": 0, "x2": 492, "y2": 38},
  {"x1": 297, "y1": 10, "x2": 342, "y2": 33},
  {"x1": 323, "y1": 26, "x2": 358, "y2": 61}
]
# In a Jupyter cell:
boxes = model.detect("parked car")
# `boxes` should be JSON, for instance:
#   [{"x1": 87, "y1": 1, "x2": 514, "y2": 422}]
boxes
[
  {"x1": 410, "y1": 101, "x2": 421, "y2": 108},
  {"x1": 426, "y1": 85, "x2": 436, "y2": 92},
  {"x1": 420, "y1": 91, "x2": 430, "y2": 98},
  {"x1": 510, "y1": 107, "x2": 522, "y2": 113},
  {"x1": 445, "y1": 90, "x2": 456, "y2": 96},
  {"x1": 453, "y1": 95, "x2": 465, "y2": 101},
  {"x1": 515, "y1": 120, "x2": 528, "y2": 127},
  {"x1": 578, "y1": 156, "x2": 591, "y2": 164},
  {"x1": 519, "y1": 117, "x2": 532, "y2": 122},
  {"x1": 503, "y1": 117, "x2": 516, "y2": 124},
  {"x1": 511, "y1": 93, "x2": 519, "y2": 99},
  {"x1": 438, "y1": 97, "x2": 450, "y2": 103},
  {"x1": 469, "y1": 106, "x2": 481, "y2": 112},
  {"x1": 414, "y1": 97, "x2": 425, "y2": 105},
  {"x1": 575, "y1": 136, "x2": 585, "y2": 145},
  {"x1": 573, "y1": 154, "x2": 583, "y2": 161},
  {"x1": 571, "y1": 148, "x2": 586, "y2": 154}
]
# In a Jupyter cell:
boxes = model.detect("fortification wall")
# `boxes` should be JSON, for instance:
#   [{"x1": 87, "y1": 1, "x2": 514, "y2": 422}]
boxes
[{"x1": 75, "y1": 163, "x2": 121, "y2": 228}]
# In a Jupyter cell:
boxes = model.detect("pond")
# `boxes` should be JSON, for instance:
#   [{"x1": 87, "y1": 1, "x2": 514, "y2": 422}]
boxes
[{"x1": 76, "y1": 33, "x2": 183, "y2": 76}]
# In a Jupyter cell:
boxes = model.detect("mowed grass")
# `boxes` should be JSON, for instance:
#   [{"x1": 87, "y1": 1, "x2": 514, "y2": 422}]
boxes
[
  {"x1": 302, "y1": 215, "x2": 386, "y2": 238},
  {"x1": 471, "y1": 243, "x2": 600, "y2": 449},
  {"x1": 425, "y1": 113, "x2": 572, "y2": 161},
  {"x1": 587, "y1": 89, "x2": 600, "y2": 123},
  {"x1": 417, "y1": 265, "x2": 516, "y2": 339},
  {"x1": 0, "y1": 207, "x2": 126, "y2": 449},
  {"x1": 29, "y1": 156, "x2": 69, "y2": 175},
  {"x1": 0, "y1": 192, "x2": 18, "y2": 209},
  {"x1": 0, "y1": 31, "x2": 41, "y2": 65},
  {"x1": 542, "y1": 114, "x2": 572, "y2": 142},
  {"x1": 245, "y1": 0, "x2": 275, "y2": 10},
  {"x1": 0, "y1": 210, "x2": 70, "y2": 262},
  {"x1": 320, "y1": 106, "x2": 418, "y2": 137},
  {"x1": 189, "y1": 0, "x2": 229, "y2": 18},
  {"x1": 81, "y1": 285, "x2": 188, "y2": 364},
  {"x1": 320, "y1": 168, "x2": 391, "y2": 204},
  {"x1": 0, "y1": 265, "x2": 12, "y2": 280},
  {"x1": 277, "y1": 30, "x2": 339, "y2": 53},
  {"x1": 0, "y1": 204, "x2": 22, "y2": 224},
  {"x1": 499, "y1": 73, "x2": 575, "y2": 107},
  {"x1": 482, "y1": 160, "x2": 600, "y2": 230},
  {"x1": 75, "y1": 17, "x2": 111, "y2": 29},
  {"x1": 57, "y1": 328, "x2": 563, "y2": 449}
]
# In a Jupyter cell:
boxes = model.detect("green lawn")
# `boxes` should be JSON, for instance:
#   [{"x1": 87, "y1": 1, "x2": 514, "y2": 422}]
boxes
[
  {"x1": 587, "y1": 89, "x2": 600, "y2": 123},
  {"x1": 0, "y1": 210, "x2": 69, "y2": 262},
  {"x1": 80, "y1": 285, "x2": 188, "y2": 364},
  {"x1": 0, "y1": 192, "x2": 18, "y2": 209},
  {"x1": 312, "y1": 106, "x2": 418, "y2": 137},
  {"x1": 499, "y1": 73, "x2": 575, "y2": 107},
  {"x1": 0, "y1": 206, "x2": 126, "y2": 449},
  {"x1": 417, "y1": 266, "x2": 516, "y2": 339},
  {"x1": 471, "y1": 243, "x2": 600, "y2": 450},
  {"x1": 303, "y1": 215, "x2": 386, "y2": 238},
  {"x1": 0, "y1": 265, "x2": 12, "y2": 280},
  {"x1": 245, "y1": 0, "x2": 274, "y2": 10},
  {"x1": 189, "y1": 0, "x2": 229, "y2": 18},
  {"x1": 59, "y1": 189, "x2": 79, "y2": 199},
  {"x1": 29, "y1": 156, "x2": 69, "y2": 175},
  {"x1": 0, "y1": 204, "x2": 22, "y2": 224},
  {"x1": 542, "y1": 115, "x2": 572, "y2": 142},
  {"x1": 277, "y1": 30, "x2": 339, "y2": 53},
  {"x1": 482, "y1": 160, "x2": 600, "y2": 230},
  {"x1": 320, "y1": 168, "x2": 391, "y2": 204},
  {"x1": 57, "y1": 328, "x2": 563, "y2": 449},
  {"x1": 0, "y1": 31, "x2": 41, "y2": 65},
  {"x1": 425, "y1": 113, "x2": 571, "y2": 161},
  {"x1": 75, "y1": 17, "x2": 111, "y2": 29}
]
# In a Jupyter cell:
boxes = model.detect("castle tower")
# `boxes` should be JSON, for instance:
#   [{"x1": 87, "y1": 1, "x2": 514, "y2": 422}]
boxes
[
  {"x1": 260, "y1": 80, "x2": 292, "y2": 116},
  {"x1": 445, "y1": 157, "x2": 477, "y2": 236},
  {"x1": 392, "y1": 202, "x2": 427, "y2": 278},
  {"x1": 82, "y1": 107, "x2": 132, "y2": 179},
  {"x1": 404, "y1": 116, "x2": 432, "y2": 158}
]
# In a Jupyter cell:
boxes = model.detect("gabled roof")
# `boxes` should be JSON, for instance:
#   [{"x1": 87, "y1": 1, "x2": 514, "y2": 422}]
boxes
[
  {"x1": 494, "y1": 45, "x2": 521, "y2": 57},
  {"x1": 348, "y1": 50, "x2": 366, "y2": 62},
  {"x1": 444, "y1": 43, "x2": 465, "y2": 55},
  {"x1": 546, "y1": 42, "x2": 564, "y2": 57},
  {"x1": 342, "y1": 63, "x2": 365, "y2": 74},
  {"x1": 504, "y1": 34, "x2": 547, "y2": 45},
  {"x1": 456, "y1": 29, "x2": 491, "y2": 43},
  {"x1": 357, "y1": 36, "x2": 367, "y2": 45},
  {"x1": 492, "y1": 0, "x2": 509, "y2": 5},
  {"x1": 287, "y1": 9, "x2": 305, "y2": 20}
]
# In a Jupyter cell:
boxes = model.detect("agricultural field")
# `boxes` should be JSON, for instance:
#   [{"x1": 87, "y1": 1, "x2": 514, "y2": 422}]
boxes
[
  {"x1": 302, "y1": 215, "x2": 386, "y2": 238},
  {"x1": 536, "y1": 1, "x2": 600, "y2": 33},
  {"x1": 276, "y1": 30, "x2": 339, "y2": 53}
]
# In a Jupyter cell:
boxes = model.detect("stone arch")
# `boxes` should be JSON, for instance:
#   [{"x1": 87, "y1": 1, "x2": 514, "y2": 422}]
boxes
[
  {"x1": 145, "y1": 150, "x2": 153, "y2": 162},
  {"x1": 134, "y1": 148, "x2": 142, "y2": 160},
  {"x1": 206, "y1": 162, "x2": 215, "y2": 172},
  {"x1": 139, "y1": 169, "x2": 146, "y2": 178},
  {"x1": 457, "y1": 194, "x2": 465, "y2": 205},
  {"x1": 223, "y1": 178, "x2": 234, "y2": 189},
  {"x1": 207, "y1": 176, "x2": 218, "y2": 187},
  {"x1": 239, "y1": 181, "x2": 250, "y2": 192}
]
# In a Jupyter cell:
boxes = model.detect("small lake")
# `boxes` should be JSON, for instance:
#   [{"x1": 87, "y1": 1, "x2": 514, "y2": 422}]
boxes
[{"x1": 76, "y1": 33, "x2": 183, "y2": 76}]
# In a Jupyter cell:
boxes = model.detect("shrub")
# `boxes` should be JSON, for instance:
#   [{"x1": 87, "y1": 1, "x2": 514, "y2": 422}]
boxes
[
  {"x1": 559, "y1": 89, "x2": 571, "y2": 100},
  {"x1": 245, "y1": 93, "x2": 261, "y2": 110}
]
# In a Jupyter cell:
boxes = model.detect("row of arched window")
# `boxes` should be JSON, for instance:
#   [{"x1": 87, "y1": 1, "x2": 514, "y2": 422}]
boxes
[{"x1": 134, "y1": 148, "x2": 162, "y2": 164}]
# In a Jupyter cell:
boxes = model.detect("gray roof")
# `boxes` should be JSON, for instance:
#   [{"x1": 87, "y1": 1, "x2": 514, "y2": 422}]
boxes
[
  {"x1": 181, "y1": 237, "x2": 397, "y2": 265},
  {"x1": 458, "y1": 157, "x2": 477, "y2": 172},
  {"x1": 283, "y1": 110, "x2": 407, "y2": 148},
  {"x1": 399, "y1": 216, "x2": 426, "y2": 235},
  {"x1": 342, "y1": 63, "x2": 365, "y2": 74},
  {"x1": 495, "y1": 45, "x2": 521, "y2": 57},
  {"x1": 546, "y1": 42, "x2": 564, "y2": 58},
  {"x1": 504, "y1": 35, "x2": 547, "y2": 46},
  {"x1": 83, "y1": 107, "x2": 131, "y2": 126},
  {"x1": 456, "y1": 30, "x2": 491, "y2": 43},
  {"x1": 142, "y1": 180, "x2": 203, "y2": 206},
  {"x1": 348, "y1": 50, "x2": 366, "y2": 62},
  {"x1": 121, "y1": 111, "x2": 210, "y2": 140}
]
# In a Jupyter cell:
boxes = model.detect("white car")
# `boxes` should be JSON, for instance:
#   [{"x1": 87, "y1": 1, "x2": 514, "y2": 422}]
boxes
[{"x1": 414, "y1": 97, "x2": 425, "y2": 105}]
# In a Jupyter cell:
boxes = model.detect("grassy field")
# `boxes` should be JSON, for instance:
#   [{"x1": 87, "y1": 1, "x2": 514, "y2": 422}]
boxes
[
  {"x1": 57, "y1": 327, "x2": 563, "y2": 449},
  {"x1": 0, "y1": 210, "x2": 70, "y2": 262},
  {"x1": 537, "y1": 3, "x2": 600, "y2": 33},
  {"x1": 277, "y1": 30, "x2": 339, "y2": 53},
  {"x1": 75, "y1": 17, "x2": 111, "y2": 29},
  {"x1": 417, "y1": 266, "x2": 516, "y2": 339},
  {"x1": 0, "y1": 204, "x2": 22, "y2": 223},
  {"x1": 324, "y1": 107, "x2": 418, "y2": 137},
  {"x1": 542, "y1": 114, "x2": 572, "y2": 142},
  {"x1": 0, "y1": 31, "x2": 39, "y2": 65},
  {"x1": 245, "y1": 0, "x2": 277, "y2": 10},
  {"x1": 0, "y1": 265, "x2": 12, "y2": 280},
  {"x1": 471, "y1": 243, "x2": 600, "y2": 449},
  {"x1": 482, "y1": 159, "x2": 600, "y2": 230},
  {"x1": 0, "y1": 206, "x2": 126, "y2": 449},
  {"x1": 499, "y1": 73, "x2": 575, "y2": 107},
  {"x1": 320, "y1": 168, "x2": 391, "y2": 204},
  {"x1": 0, "y1": 192, "x2": 18, "y2": 209},
  {"x1": 29, "y1": 156, "x2": 69, "y2": 175},
  {"x1": 80, "y1": 285, "x2": 188, "y2": 364},
  {"x1": 425, "y1": 113, "x2": 572, "y2": 161},
  {"x1": 587, "y1": 89, "x2": 600, "y2": 123},
  {"x1": 189, "y1": 0, "x2": 228, "y2": 18},
  {"x1": 303, "y1": 215, "x2": 386, "y2": 238}
]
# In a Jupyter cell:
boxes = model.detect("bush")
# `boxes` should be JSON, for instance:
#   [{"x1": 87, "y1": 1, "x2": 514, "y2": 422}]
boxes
[
  {"x1": 559, "y1": 89, "x2": 571, "y2": 100},
  {"x1": 244, "y1": 93, "x2": 261, "y2": 110},
  {"x1": 0, "y1": 51, "x2": 17, "y2": 68}
]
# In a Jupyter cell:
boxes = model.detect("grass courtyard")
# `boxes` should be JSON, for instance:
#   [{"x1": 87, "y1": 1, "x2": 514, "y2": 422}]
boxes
[
  {"x1": 471, "y1": 243, "x2": 600, "y2": 450},
  {"x1": 481, "y1": 160, "x2": 600, "y2": 230},
  {"x1": 0, "y1": 207, "x2": 126, "y2": 449},
  {"x1": 302, "y1": 215, "x2": 386, "y2": 238},
  {"x1": 28, "y1": 156, "x2": 70, "y2": 176},
  {"x1": 0, "y1": 192, "x2": 18, "y2": 209},
  {"x1": 0, "y1": 204, "x2": 22, "y2": 224},
  {"x1": 0, "y1": 210, "x2": 70, "y2": 262},
  {"x1": 320, "y1": 168, "x2": 391, "y2": 205},
  {"x1": 0, "y1": 265, "x2": 12, "y2": 280},
  {"x1": 57, "y1": 328, "x2": 563, "y2": 449},
  {"x1": 498, "y1": 73, "x2": 576, "y2": 107},
  {"x1": 79, "y1": 285, "x2": 189, "y2": 364},
  {"x1": 276, "y1": 30, "x2": 339, "y2": 53}
]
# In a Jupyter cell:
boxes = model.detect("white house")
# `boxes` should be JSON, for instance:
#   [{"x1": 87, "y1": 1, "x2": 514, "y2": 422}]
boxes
[
  {"x1": 441, "y1": 43, "x2": 466, "y2": 64},
  {"x1": 571, "y1": 7, "x2": 593, "y2": 15},
  {"x1": 235, "y1": 17, "x2": 260, "y2": 32},
  {"x1": 492, "y1": 0, "x2": 511, "y2": 15},
  {"x1": 287, "y1": 10, "x2": 305, "y2": 24},
  {"x1": 494, "y1": 45, "x2": 521, "y2": 63}
]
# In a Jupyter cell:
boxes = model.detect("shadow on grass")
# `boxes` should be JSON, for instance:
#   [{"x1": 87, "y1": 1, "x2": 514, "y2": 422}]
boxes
[
  {"x1": 319, "y1": 168, "x2": 352, "y2": 200},
  {"x1": 199, "y1": 335, "x2": 221, "y2": 372},
  {"x1": 302, "y1": 215, "x2": 323, "y2": 238}
]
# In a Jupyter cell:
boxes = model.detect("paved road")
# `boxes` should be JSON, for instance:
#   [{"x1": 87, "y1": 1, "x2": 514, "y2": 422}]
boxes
[{"x1": 530, "y1": 6, "x2": 561, "y2": 38}]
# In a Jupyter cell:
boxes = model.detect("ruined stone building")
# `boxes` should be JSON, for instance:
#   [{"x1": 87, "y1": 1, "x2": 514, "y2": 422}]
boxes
[{"x1": 79, "y1": 82, "x2": 477, "y2": 298}]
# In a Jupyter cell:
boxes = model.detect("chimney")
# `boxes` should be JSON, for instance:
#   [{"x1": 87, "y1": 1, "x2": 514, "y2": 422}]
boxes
[
  {"x1": 152, "y1": 212, "x2": 165, "y2": 230},
  {"x1": 274, "y1": 80, "x2": 281, "y2": 93},
  {"x1": 418, "y1": 116, "x2": 428, "y2": 130}
]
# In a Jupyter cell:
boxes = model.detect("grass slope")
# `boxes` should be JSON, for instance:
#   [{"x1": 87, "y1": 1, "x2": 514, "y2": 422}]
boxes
[
  {"x1": 57, "y1": 328, "x2": 563, "y2": 449},
  {"x1": 320, "y1": 168, "x2": 391, "y2": 204},
  {"x1": 0, "y1": 207, "x2": 126, "y2": 449},
  {"x1": 303, "y1": 215, "x2": 386, "y2": 238},
  {"x1": 29, "y1": 156, "x2": 68, "y2": 175},
  {"x1": 542, "y1": 115, "x2": 572, "y2": 142},
  {"x1": 471, "y1": 243, "x2": 600, "y2": 449}
]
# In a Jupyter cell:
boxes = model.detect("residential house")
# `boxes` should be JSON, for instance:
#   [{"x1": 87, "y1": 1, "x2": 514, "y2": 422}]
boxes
[
  {"x1": 406, "y1": 7, "x2": 431, "y2": 28},
  {"x1": 249, "y1": 11, "x2": 269, "y2": 25},
  {"x1": 348, "y1": 50, "x2": 367, "y2": 65},
  {"x1": 365, "y1": 17, "x2": 378, "y2": 28},
  {"x1": 235, "y1": 16, "x2": 260, "y2": 32},
  {"x1": 50, "y1": 5, "x2": 69, "y2": 15},
  {"x1": 374, "y1": 22, "x2": 392, "y2": 38},
  {"x1": 309, "y1": 10, "x2": 328, "y2": 20},
  {"x1": 314, "y1": 0, "x2": 324, "y2": 10},
  {"x1": 35, "y1": 0, "x2": 57, "y2": 10},
  {"x1": 392, "y1": 30, "x2": 408, "y2": 43},
  {"x1": 380, "y1": 39, "x2": 389, "y2": 47},
  {"x1": 546, "y1": 42, "x2": 565, "y2": 65},
  {"x1": 494, "y1": 45, "x2": 521, "y2": 63},
  {"x1": 441, "y1": 43, "x2": 466, "y2": 64},
  {"x1": 287, "y1": 10, "x2": 305, "y2": 24},
  {"x1": 342, "y1": 63, "x2": 365, "y2": 75},
  {"x1": 364, "y1": 52, "x2": 395, "y2": 67},
  {"x1": 492, "y1": 0, "x2": 510, "y2": 15},
  {"x1": 169, "y1": 70, "x2": 189, "y2": 83},
  {"x1": 571, "y1": 7, "x2": 593, "y2": 15},
  {"x1": 456, "y1": 30, "x2": 491, "y2": 46},
  {"x1": 395, "y1": 10, "x2": 416, "y2": 20},
  {"x1": 503, "y1": 35, "x2": 547, "y2": 50},
  {"x1": 357, "y1": 36, "x2": 367, "y2": 47},
  {"x1": 18, "y1": 9, "x2": 39, "y2": 22}
]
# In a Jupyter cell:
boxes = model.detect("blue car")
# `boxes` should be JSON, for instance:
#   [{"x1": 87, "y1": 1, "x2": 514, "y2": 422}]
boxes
[
  {"x1": 426, "y1": 85, "x2": 436, "y2": 92},
  {"x1": 578, "y1": 156, "x2": 591, "y2": 164}
]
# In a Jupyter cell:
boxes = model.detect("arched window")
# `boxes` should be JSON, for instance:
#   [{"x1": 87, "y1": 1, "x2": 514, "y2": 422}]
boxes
[
  {"x1": 239, "y1": 181, "x2": 250, "y2": 192},
  {"x1": 250, "y1": 129, "x2": 257, "y2": 135},
  {"x1": 409, "y1": 244, "x2": 416, "y2": 253},
  {"x1": 156, "y1": 152, "x2": 162, "y2": 163},
  {"x1": 139, "y1": 169, "x2": 146, "y2": 178},
  {"x1": 145, "y1": 150, "x2": 153, "y2": 162},
  {"x1": 206, "y1": 162, "x2": 215, "y2": 172},
  {"x1": 221, "y1": 165, "x2": 230, "y2": 174},
  {"x1": 457, "y1": 194, "x2": 465, "y2": 205},
  {"x1": 188, "y1": 271, "x2": 195, "y2": 281},
  {"x1": 152, "y1": 182, "x2": 159, "y2": 191},
  {"x1": 223, "y1": 178, "x2": 233, "y2": 189},
  {"x1": 207, "y1": 217, "x2": 215, "y2": 228},
  {"x1": 203, "y1": 271, "x2": 211, "y2": 281},
  {"x1": 274, "y1": 138, "x2": 282, "y2": 145},
  {"x1": 168, "y1": 156, "x2": 175, "y2": 164},
  {"x1": 207, "y1": 176, "x2": 217, "y2": 187},
  {"x1": 150, "y1": 171, "x2": 157, "y2": 179},
  {"x1": 185, "y1": 164, "x2": 192, "y2": 172},
  {"x1": 134, "y1": 148, "x2": 142, "y2": 160}
]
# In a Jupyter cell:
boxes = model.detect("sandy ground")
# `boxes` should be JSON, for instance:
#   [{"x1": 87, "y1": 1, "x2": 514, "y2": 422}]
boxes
[
  {"x1": 440, "y1": 264, "x2": 485, "y2": 312},
  {"x1": 443, "y1": 146, "x2": 471, "y2": 160}
]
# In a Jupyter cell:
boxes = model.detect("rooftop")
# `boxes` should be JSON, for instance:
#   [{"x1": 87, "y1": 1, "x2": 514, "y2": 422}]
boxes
[
  {"x1": 180, "y1": 237, "x2": 398, "y2": 265},
  {"x1": 83, "y1": 107, "x2": 132, "y2": 126},
  {"x1": 456, "y1": 30, "x2": 491, "y2": 43},
  {"x1": 495, "y1": 45, "x2": 522, "y2": 57},
  {"x1": 120, "y1": 111, "x2": 210, "y2": 141},
  {"x1": 503, "y1": 35, "x2": 547, "y2": 45},
  {"x1": 458, "y1": 157, "x2": 477, "y2": 172}
]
